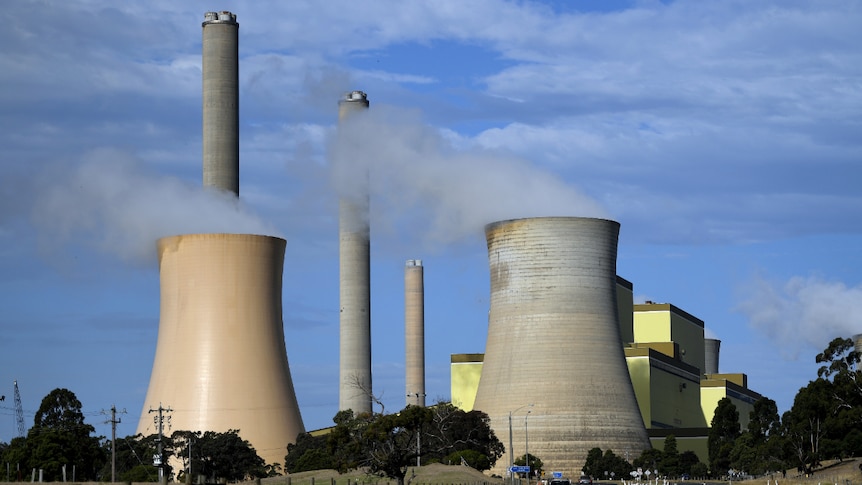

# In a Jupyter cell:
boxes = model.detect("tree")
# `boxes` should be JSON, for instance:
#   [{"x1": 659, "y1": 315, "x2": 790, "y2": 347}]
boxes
[
  {"x1": 582, "y1": 448, "x2": 604, "y2": 478},
  {"x1": 815, "y1": 337, "x2": 862, "y2": 451},
  {"x1": 585, "y1": 448, "x2": 632, "y2": 479},
  {"x1": 172, "y1": 429, "x2": 267, "y2": 482},
  {"x1": 633, "y1": 447, "x2": 663, "y2": 475},
  {"x1": 360, "y1": 405, "x2": 433, "y2": 485},
  {"x1": 599, "y1": 449, "x2": 632, "y2": 479},
  {"x1": 708, "y1": 397, "x2": 740, "y2": 477},
  {"x1": 98, "y1": 433, "x2": 160, "y2": 483},
  {"x1": 678, "y1": 451, "x2": 703, "y2": 478},
  {"x1": 661, "y1": 435, "x2": 680, "y2": 477},
  {"x1": 742, "y1": 398, "x2": 786, "y2": 475},
  {"x1": 514, "y1": 453, "x2": 543, "y2": 479},
  {"x1": 285, "y1": 432, "x2": 335, "y2": 473},
  {"x1": 784, "y1": 379, "x2": 833, "y2": 474},
  {"x1": 10, "y1": 388, "x2": 106, "y2": 481},
  {"x1": 422, "y1": 404, "x2": 503, "y2": 470}
]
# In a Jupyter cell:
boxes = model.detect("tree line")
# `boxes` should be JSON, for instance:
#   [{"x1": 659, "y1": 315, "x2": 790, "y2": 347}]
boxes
[{"x1": 1, "y1": 336, "x2": 859, "y2": 482}]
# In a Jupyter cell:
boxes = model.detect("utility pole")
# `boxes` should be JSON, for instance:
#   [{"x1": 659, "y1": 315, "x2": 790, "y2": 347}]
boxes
[
  {"x1": 149, "y1": 404, "x2": 172, "y2": 483},
  {"x1": 102, "y1": 405, "x2": 127, "y2": 483}
]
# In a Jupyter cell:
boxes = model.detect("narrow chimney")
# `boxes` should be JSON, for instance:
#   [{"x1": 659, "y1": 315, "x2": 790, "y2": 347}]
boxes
[
  {"x1": 202, "y1": 11, "x2": 239, "y2": 195},
  {"x1": 405, "y1": 259, "x2": 426, "y2": 407},
  {"x1": 337, "y1": 91, "x2": 373, "y2": 414}
]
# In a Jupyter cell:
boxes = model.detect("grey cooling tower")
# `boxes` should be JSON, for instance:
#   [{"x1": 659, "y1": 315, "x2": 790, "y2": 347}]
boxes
[
  {"x1": 405, "y1": 259, "x2": 426, "y2": 407},
  {"x1": 704, "y1": 338, "x2": 721, "y2": 375},
  {"x1": 202, "y1": 11, "x2": 239, "y2": 195},
  {"x1": 473, "y1": 217, "x2": 651, "y2": 477},
  {"x1": 338, "y1": 91, "x2": 373, "y2": 415},
  {"x1": 137, "y1": 234, "x2": 305, "y2": 468}
]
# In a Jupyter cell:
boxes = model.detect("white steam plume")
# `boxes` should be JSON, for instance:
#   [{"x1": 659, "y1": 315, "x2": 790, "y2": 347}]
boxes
[
  {"x1": 33, "y1": 148, "x2": 278, "y2": 263},
  {"x1": 329, "y1": 104, "x2": 606, "y2": 246},
  {"x1": 735, "y1": 273, "x2": 862, "y2": 358}
]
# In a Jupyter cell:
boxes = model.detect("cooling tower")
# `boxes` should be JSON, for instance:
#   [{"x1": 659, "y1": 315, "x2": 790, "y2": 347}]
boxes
[
  {"x1": 405, "y1": 259, "x2": 426, "y2": 407},
  {"x1": 202, "y1": 11, "x2": 239, "y2": 195},
  {"x1": 473, "y1": 217, "x2": 651, "y2": 477},
  {"x1": 704, "y1": 338, "x2": 721, "y2": 375},
  {"x1": 137, "y1": 234, "x2": 305, "y2": 468},
  {"x1": 338, "y1": 91, "x2": 373, "y2": 414}
]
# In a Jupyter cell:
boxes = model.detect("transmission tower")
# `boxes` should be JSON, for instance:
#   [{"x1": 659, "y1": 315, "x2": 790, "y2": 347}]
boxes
[{"x1": 13, "y1": 380, "x2": 25, "y2": 437}]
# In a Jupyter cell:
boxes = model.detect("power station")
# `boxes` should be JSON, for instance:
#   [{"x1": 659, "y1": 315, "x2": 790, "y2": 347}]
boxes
[{"x1": 134, "y1": 9, "x2": 772, "y2": 479}]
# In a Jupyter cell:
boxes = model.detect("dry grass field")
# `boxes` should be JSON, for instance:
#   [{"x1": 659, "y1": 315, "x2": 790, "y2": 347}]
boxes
[{"x1": 0, "y1": 459, "x2": 858, "y2": 485}]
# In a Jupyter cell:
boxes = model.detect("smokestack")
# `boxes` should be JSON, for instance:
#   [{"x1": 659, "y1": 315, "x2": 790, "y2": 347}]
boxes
[
  {"x1": 202, "y1": 11, "x2": 239, "y2": 195},
  {"x1": 337, "y1": 91, "x2": 373, "y2": 414},
  {"x1": 405, "y1": 259, "x2": 426, "y2": 407},
  {"x1": 137, "y1": 234, "x2": 305, "y2": 468},
  {"x1": 473, "y1": 217, "x2": 651, "y2": 477},
  {"x1": 704, "y1": 338, "x2": 721, "y2": 375}
]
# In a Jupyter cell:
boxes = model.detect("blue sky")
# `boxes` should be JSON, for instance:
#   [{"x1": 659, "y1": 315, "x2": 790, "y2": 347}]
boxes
[{"x1": 1, "y1": 0, "x2": 861, "y2": 443}]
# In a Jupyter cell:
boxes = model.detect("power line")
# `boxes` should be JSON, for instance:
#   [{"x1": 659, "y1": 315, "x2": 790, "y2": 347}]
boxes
[{"x1": 102, "y1": 405, "x2": 127, "y2": 484}]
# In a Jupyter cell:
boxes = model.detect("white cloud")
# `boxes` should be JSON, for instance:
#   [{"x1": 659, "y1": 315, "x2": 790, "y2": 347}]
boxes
[{"x1": 735, "y1": 274, "x2": 862, "y2": 358}]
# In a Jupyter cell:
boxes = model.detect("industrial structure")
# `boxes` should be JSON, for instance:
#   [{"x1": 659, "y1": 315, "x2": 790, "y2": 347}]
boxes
[
  {"x1": 405, "y1": 260, "x2": 426, "y2": 407},
  {"x1": 337, "y1": 91, "x2": 373, "y2": 415},
  {"x1": 454, "y1": 261, "x2": 765, "y2": 471},
  {"x1": 472, "y1": 217, "x2": 652, "y2": 477},
  {"x1": 201, "y1": 10, "x2": 240, "y2": 196},
  {"x1": 137, "y1": 12, "x2": 304, "y2": 469},
  {"x1": 131, "y1": 9, "x2": 779, "y2": 478}
]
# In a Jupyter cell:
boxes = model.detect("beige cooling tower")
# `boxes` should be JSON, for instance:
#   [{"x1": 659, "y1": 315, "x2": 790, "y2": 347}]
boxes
[
  {"x1": 137, "y1": 233, "x2": 304, "y2": 468},
  {"x1": 473, "y1": 217, "x2": 650, "y2": 477}
]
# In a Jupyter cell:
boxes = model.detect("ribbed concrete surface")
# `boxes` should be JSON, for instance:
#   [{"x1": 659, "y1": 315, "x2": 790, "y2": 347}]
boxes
[
  {"x1": 474, "y1": 217, "x2": 650, "y2": 477},
  {"x1": 138, "y1": 234, "x2": 304, "y2": 468},
  {"x1": 405, "y1": 260, "x2": 425, "y2": 407},
  {"x1": 338, "y1": 91, "x2": 373, "y2": 414},
  {"x1": 202, "y1": 12, "x2": 239, "y2": 195}
]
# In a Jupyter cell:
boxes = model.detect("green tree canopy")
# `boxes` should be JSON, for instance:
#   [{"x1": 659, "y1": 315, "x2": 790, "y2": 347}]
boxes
[
  {"x1": 172, "y1": 429, "x2": 267, "y2": 482},
  {"x1": 2, "y1": 388, "x2": 106, "y2": 482},
  {"x1": 708, "y1": 397, "x2": 740, "y2": 476}
]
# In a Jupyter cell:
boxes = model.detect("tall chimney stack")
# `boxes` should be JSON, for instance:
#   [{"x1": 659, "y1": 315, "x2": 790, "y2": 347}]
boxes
[
  {"x1": 202, "y1": 11, "x2": 239, "y2": 195},
  {"x1": 337, "y1": 91, "x2": 373, "y2": 415},
  {"x1": 405, "y1": 259, "x2": 426, "y2": 407}
]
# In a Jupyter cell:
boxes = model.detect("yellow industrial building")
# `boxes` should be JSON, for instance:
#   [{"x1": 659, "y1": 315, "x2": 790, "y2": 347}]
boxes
[{"x1": 451, "y1": 276, "x2": 763, "y2": 465}]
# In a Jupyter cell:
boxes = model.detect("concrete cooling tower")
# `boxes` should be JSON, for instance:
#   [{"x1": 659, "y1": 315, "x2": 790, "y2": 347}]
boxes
[
  {"x1": 704, "y1": 338, "x2": 721, "y2": 375},
  {"x1": 473, "y1": 217, "x2": 651, "y2": 477},
  {"x1": 338, "y1": 91, "x2": 373, "y2": 415},
  {"x1": 405, "y1": 259, "x2": 426, "y2": 407},
  {"x1": 137, "y1": 234, "x2": 305, "y2": 468},
  {"x1": 202, "y1": 11, "x2": 239, "y2": 195}
]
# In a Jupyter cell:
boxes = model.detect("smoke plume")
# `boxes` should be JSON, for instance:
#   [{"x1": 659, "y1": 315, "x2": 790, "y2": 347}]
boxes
[
  {"x1": 329, "y1": 104, "x2": 606, "y2": 247},
  {"x1": 32, "y1": 148, "x2": 278, "y2": 263}
]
